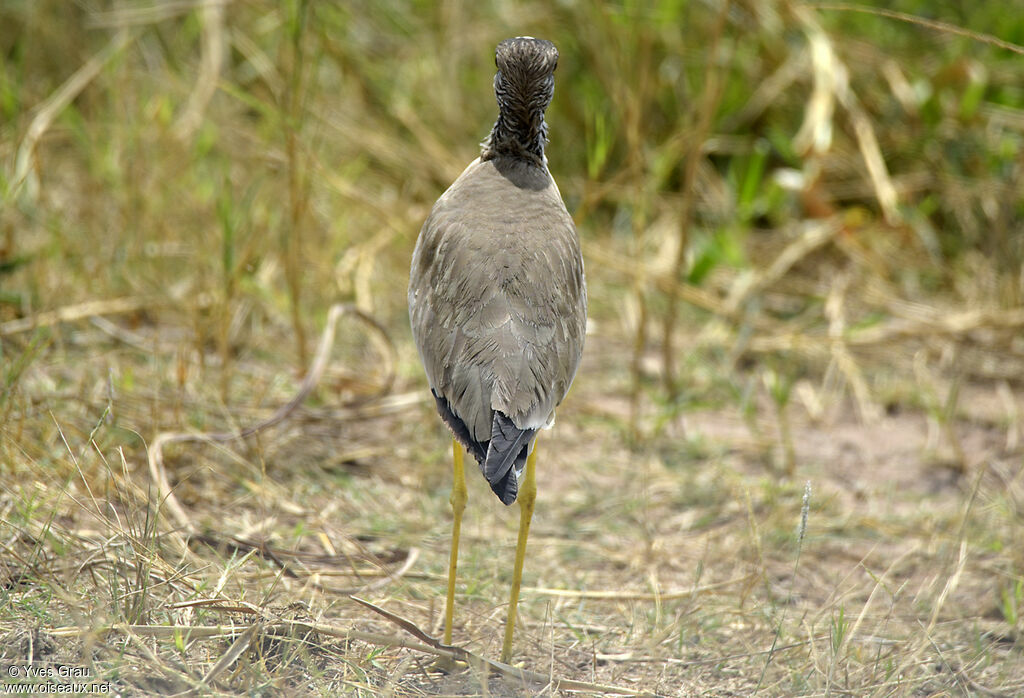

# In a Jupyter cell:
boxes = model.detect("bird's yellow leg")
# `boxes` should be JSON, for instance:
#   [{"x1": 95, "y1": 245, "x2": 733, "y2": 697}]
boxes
[
  {"x1": 500, "y1": 438, "x2": 538, "y2": 664},
  {"x1": 443, "y1": 438, "x2": 467, "y2": 646}
]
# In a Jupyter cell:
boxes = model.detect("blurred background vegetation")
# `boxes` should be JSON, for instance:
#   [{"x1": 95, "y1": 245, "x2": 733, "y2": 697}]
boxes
[
  {"x1": 1, "y1": 1, "x2": 1023, "y2": 695},
  {"x1": 3, "y1": 1, "x2": 1023, "y2": 417}
]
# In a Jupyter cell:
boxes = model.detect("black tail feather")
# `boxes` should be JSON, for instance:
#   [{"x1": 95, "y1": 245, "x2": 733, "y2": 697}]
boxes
[
  {"x1": 483, "y1": 413, "x2": 534, "y2": 505},
  {"x1": 431, "y1": 392, "x2": 533, "y2": 506}
]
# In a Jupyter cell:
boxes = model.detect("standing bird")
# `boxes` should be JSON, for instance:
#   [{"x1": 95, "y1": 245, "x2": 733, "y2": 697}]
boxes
[{"x1": 408, "y1": 37, "x2": 585, "y2": 663}]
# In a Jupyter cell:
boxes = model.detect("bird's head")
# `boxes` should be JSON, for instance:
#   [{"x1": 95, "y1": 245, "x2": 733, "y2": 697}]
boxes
[{"x1": 493, "y1": 37, "x2": 558, "y2": 122}]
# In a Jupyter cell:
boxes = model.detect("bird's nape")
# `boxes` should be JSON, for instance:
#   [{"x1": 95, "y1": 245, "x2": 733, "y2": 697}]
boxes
[{"x1": 483, "y1": 37, "x2": 559, "y2": 165}]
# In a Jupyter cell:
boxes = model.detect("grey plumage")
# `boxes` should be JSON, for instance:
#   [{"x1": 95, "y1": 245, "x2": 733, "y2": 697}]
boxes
[{"x1": 409, "y1": 37, "x2": 586, "y2": 506}]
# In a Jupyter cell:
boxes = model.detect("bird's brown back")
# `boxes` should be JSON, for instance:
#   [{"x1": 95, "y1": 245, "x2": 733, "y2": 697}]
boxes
[{"x1": 409, "y1": 155, "x2": 585, "y2": 443}]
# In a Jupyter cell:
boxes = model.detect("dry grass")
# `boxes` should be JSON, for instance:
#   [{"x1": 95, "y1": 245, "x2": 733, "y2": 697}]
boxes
[{"x1": 2, "y1": 1, "x2": 1024, "y2": 696}]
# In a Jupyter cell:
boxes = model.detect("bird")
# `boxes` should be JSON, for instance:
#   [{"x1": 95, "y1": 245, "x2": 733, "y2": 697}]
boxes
[{"x1": 408, "y1": 36, "x2": 586, "y2": 663}]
